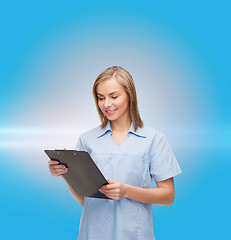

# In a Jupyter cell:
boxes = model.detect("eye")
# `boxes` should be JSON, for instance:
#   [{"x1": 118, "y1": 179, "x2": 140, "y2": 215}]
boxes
[
  {"x1": 111, "y1": 96, "x2": 118, "y2": 99},
  {"x1": 97, "y1": 95, "x2": 105, "y2": 101}
]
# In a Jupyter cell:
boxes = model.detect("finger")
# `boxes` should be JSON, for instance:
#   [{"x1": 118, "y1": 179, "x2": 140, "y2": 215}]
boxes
[
  {"x1": 50, "y1": 168, "x2": 68, "y2": 176},
  {"x1": 107, "y1": 193, "x2": 118, "y2": 198},
  {"x1": 108, "y1": 180, "x2": 117, "y2": 184},
  {"x1": 51, "y1": 166, "x2": 68, "y2": 173},
  {"x1": 49, "y1": 164, "x2": 67, "y2": 170},
  {"x1": 99, "y1": 189, "x2": 113, "y2": 196},
  {"x1": 99, "y1": 188, "x2": 117, "y2": 195},
  {"x1": 49, "y1": 165, "x2": 68, "y2": 172},
  {"x1": 101, "y1": 184, "x2": 117, "y2": 190},
  {"x1": 53, "y1": 168, "x2": 68, "y2": 173},
  {"x1": 51, "y1": 172, "x2": 63, "y2": 177},
  {"x1": 48, "y1": 160, "x2": 59, "y2": 165},
  {"x1": 99, "y1": 189, "x2": 108, "y2": 195},
  {"x1": 105, "y1": 193, "x2": 119, "y2": 199}
]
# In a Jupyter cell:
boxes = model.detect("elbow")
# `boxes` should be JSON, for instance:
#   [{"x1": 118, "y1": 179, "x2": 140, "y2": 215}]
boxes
[
  {"x1": 165, "y1": 191, "x2": 175, "y2": 207},
  {"x1": 165, "y1": 200, "x2": 174, "y2": 207}
]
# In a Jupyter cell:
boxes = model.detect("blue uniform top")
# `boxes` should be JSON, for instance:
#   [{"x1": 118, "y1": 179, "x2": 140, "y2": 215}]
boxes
[{"x1": 76, "y1": 121, "x2": 182, "y2": 240}]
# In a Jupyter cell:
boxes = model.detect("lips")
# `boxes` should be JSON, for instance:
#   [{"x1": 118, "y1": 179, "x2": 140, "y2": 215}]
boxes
[
  {"x1": 105, "y1": 109, "x2": 117, "y2": 115},
  {"x1": 106, "y1": 109, "x2": 116, "y2": 112}
]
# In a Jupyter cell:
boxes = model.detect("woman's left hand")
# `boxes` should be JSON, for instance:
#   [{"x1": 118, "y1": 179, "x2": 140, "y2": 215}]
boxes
[{"x1": 99, "y1": 180, "x2": 127, "y2": 200}]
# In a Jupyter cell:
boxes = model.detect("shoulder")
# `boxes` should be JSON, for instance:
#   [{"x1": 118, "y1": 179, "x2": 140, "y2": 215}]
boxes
[
  {"x1": 79, "y1": 124, "x2": 103, "y2": 141},
  {"x1": 141, "y1": 124, "x2": 166, "y2": 140},
  {"x1": 140, "y1": 124, "x2": 171, "y2": 151}
]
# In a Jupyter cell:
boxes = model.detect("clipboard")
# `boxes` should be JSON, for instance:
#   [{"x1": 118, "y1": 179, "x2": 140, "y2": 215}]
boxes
[{"x1": 44, "y1": 149, "x2": 109, "y2": 199}]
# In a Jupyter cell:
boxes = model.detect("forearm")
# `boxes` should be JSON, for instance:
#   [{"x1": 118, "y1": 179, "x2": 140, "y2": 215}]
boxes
[
  {"x1": 123, "y1": 184, "x2": 174, "y2": 206},
  {"x1": 62, "y1": 176, "x2": 84, "y2": 206}
]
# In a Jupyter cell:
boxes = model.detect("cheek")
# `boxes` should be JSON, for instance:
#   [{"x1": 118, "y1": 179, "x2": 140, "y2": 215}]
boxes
[
  {"x1": 117, "y1": 97, "x2": 129, "y2": 109},
  {"x1": 98, "y1": 101, "x2": 103, "y2": 110}
]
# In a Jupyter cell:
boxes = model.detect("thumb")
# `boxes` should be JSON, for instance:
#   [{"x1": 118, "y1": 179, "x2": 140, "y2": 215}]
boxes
[{"x1": 107, "y1": 179, "x2": 111, "y2": 183}]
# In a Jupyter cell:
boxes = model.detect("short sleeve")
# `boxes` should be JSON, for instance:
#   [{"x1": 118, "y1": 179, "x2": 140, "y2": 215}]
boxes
[
  {"x1": 149, "y1": 133, "x2": 182, "y2": 182},
  {"x1": 75, "y1": 135, "x2": 85, "y2": 151}
]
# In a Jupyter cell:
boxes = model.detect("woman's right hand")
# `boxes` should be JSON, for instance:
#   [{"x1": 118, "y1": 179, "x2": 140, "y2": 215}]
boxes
[{"x1": 48, "y1": 160, "x2": 68, "y2": 176}]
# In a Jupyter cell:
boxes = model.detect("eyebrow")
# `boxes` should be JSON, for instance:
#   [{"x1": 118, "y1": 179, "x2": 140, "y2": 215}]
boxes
[{"x1": 97, "y1": 91, "x2": 119, "y2": 96}]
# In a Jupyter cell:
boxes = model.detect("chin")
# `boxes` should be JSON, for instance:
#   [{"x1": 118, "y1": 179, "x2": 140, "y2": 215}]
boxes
[
  {"x1": 106, "y1": 116, "x2": 117, "y2": 121},
  {"x1": 105, "y1": 114, "x2": 118, "y2": 121}
]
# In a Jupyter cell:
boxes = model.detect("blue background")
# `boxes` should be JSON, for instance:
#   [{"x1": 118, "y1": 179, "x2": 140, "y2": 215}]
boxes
[{"x1": 0, "y1": 1, "x2": 230, "y2": 239}]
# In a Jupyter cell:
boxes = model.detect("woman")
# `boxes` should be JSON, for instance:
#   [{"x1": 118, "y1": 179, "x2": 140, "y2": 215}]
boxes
[{"x1": 48, "y1": 66, "x2": 182, "y2": 240}]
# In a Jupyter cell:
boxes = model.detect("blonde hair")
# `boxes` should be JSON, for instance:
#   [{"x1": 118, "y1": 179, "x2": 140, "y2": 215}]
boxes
[{"x1": 92, "y1": 66, "x2": 143, "y2": 131}]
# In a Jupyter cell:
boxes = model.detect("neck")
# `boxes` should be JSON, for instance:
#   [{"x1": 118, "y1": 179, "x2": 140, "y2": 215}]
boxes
[{"x1": 110, "y1": 116, "x2": 132, "y2": 133}]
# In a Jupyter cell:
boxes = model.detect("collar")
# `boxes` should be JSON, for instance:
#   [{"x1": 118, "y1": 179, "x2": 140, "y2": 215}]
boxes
[
  {"x1": 97, "y1": 121, "x2": 146, "y2": 138},
  {"x1": 97, "y1": 121, "x2": 112, "y2": 138}
]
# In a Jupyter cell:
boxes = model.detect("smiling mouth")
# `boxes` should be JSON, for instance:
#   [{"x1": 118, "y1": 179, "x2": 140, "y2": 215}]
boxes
[{"x1": 105, "y1": 109, "x2": 117, "y2": 113}]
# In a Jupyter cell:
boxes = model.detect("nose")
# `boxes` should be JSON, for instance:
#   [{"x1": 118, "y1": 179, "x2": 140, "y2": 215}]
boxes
[{"x1": 104, "y1": 97, "x2": 112, "y2": 108}]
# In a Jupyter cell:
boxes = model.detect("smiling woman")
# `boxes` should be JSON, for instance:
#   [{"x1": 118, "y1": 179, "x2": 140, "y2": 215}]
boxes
[
  {"x1": 48, "y1": 66, "x2": 182, "y2": 240},
  {"x1": 93, "y1": 66, "x2": 143, "y2": 131},
  {"x1": 96, "y1": 79, "x2": 130, "y2": 129}
]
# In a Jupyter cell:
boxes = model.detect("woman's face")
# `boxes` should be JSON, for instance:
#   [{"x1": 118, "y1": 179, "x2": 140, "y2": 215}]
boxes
[{"x1": 96, "y1": 78, "x2": 130, "y2": 123}]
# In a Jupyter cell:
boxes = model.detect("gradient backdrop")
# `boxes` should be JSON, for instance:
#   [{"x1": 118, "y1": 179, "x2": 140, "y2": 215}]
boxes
[{"x1": 0, "y1": 1, "x2": 230, "y2": 239}]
